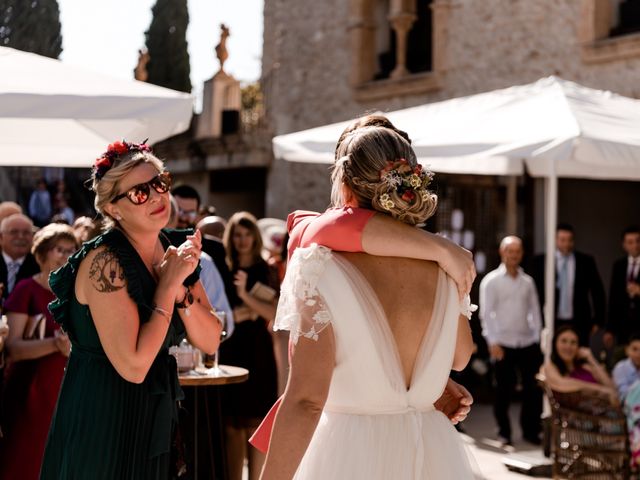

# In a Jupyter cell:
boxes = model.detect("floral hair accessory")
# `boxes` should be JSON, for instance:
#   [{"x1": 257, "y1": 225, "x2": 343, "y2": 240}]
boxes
[
  {"x1": 92, "y1": 140, "x2": 152, "y2": 180},
  {"x1": 378, "y1": 159, "x2": 433, "y2": 210}
]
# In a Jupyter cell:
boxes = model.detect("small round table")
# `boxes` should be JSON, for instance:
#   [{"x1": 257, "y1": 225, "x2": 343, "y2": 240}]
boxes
[
  {"x1": 179, "y1": 365, "x2": 249, "y2": 479},
  {"x1": 179, "y1": 364, "x2": 249, "y2": 386}
]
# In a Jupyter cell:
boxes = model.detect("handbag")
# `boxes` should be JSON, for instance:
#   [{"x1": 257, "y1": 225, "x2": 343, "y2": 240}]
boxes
[
  {"x1": 23, "y1": 313, "x2": 46, "y2": 340},
  {"x1": 249, "y1": 281, "x2": 277, "y2": 303}
]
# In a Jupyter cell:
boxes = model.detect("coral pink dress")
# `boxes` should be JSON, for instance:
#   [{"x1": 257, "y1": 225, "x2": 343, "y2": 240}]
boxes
[
  {"x1": 0, "y1": 277, "x2": 67, "y2": 480},
  {"x1": 250, "y1": 207, "x2": 374, "y2": 451}
]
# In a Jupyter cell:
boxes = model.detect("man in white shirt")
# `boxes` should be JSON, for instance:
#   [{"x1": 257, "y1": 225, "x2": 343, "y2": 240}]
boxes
[{"x1": 479, "y1": 236, "x2": 543, "y2": 446}]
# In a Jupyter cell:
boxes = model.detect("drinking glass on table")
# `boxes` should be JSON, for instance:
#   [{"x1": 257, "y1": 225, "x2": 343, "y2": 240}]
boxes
[{"x1": 205, "y1": 311, "x2": 228, "y2": 374}]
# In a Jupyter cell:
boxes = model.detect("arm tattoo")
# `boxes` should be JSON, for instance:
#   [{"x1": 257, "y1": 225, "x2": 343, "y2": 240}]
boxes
[{"x1": 89, "y1": 249, "x2": 126, "y2": 293}]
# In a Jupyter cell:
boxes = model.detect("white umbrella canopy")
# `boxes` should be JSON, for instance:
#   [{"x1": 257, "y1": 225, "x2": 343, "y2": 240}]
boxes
[
  {"x1": 273, "y1": 76, "x2": 640, "y2": 181},
  {"x1": 274, "y1": 76, "x2": 640, "y2": 356},
  {"x1": 0, "y1": 47, "x2": 193, "y2": 167}
]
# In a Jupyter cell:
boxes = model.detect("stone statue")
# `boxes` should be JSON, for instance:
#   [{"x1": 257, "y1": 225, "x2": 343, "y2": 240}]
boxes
[
  {"x1": 134, "y1": 48, "x2": 150, "y2": 82},
  {"x1": 215, "y1": 24, "x2": 230, "y2": 72}
]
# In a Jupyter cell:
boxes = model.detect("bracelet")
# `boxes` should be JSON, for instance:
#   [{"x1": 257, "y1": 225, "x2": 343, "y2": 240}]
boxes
[{"x1": 153, "y1": 305, "x2": 172, "y2": 323}]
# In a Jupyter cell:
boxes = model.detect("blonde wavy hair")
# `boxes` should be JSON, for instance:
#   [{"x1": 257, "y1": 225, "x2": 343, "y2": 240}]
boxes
[
  {"x1": 90, "y1": 150, "x2": 164, "y2": 230},
  {"x1": 331, "y1": 125, "x2": 437, "y2": 226}
]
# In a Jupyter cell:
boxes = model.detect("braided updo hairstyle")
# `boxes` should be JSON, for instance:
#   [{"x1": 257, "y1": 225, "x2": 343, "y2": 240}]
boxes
[{"x1": 331, "y1": 123, "x2": 437, "y2": 226}]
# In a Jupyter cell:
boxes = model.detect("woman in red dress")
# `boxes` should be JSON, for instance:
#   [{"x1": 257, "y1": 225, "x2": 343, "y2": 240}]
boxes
[{"x1": 0, "y1": 223, "x2": 77, "y2": 480}]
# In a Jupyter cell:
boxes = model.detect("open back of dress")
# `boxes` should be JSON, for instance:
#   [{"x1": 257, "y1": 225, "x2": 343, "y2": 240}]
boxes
[{"x1": 275, "y1": 245, "x2": 477, "y2": 479}]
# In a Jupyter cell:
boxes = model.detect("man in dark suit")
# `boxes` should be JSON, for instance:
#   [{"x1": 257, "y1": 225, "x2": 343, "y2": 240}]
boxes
[
  {"x1": 531, "y1": 224, "x2": 606, "y2": 346},
  {"x1": 0, "y1": 213, "x2": 40, "y2": 302},
  {"x1": 605, "y1": 226, "x2": 640, "y2": 348}
]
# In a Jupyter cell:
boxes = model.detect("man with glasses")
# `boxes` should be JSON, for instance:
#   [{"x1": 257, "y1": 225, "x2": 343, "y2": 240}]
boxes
[
  {"x1": 172, "y1": 185, "x2": 236, "y2": 306},
  {"x1": 0, "y1": 214, "x2": 39, "y2": 301}
]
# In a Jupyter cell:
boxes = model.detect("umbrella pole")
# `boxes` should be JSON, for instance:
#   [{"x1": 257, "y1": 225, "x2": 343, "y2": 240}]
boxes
[
  {"x1": 541, "y1": 171, "x2": 558, "y2": 426},
  {"x1": 542, "y1": 172, "x2": 558, "y2": 360}
]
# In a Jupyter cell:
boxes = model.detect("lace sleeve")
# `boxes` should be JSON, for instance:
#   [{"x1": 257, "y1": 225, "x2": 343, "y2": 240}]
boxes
[{"x1": 273, "y1": 244, "x2": 334, "y2": 344}]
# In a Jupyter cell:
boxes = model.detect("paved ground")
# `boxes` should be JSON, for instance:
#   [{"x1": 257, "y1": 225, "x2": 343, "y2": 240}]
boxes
[{"x1": 461, "y1": 402, "x2": 552, "y2": 479}]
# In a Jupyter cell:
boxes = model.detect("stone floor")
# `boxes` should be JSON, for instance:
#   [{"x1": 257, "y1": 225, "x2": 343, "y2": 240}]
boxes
[{"x1": 462, "y1": 402, "x2": 552, "y2": 479}]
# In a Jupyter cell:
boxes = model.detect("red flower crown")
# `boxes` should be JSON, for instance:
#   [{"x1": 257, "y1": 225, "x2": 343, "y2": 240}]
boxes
[{"x1": 93, "y1": 140, "x2": 152, "y2": 180}]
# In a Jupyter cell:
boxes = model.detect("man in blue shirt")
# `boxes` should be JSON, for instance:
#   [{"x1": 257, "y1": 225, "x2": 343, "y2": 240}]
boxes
[{"x1": 613, "y1": 332, "x2": 640, "y2": 399}]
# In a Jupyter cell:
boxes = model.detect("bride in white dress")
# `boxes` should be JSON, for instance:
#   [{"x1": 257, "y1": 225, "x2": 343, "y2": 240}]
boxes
[{"x1": 261, "y1": 124, "x2": 478, "y2": 479}]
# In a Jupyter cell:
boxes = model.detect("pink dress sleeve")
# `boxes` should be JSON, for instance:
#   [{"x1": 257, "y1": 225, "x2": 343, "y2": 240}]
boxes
[
  {"x1": 249, "y1": 207, "x2": 375, "y2": 453},
  {"x1": 287, "y1": 207, "x2": 375, "y2": 258}
]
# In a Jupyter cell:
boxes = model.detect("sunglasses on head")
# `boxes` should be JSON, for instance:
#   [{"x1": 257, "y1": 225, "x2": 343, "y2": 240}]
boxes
[{"x1": 111, "y1": 172, "x2": 172, "y2": 205}]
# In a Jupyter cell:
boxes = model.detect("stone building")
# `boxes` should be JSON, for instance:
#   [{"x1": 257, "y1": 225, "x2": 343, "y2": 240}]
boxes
[{"x1": 261, "y1": 0, "x2": 640, "y2": 281}]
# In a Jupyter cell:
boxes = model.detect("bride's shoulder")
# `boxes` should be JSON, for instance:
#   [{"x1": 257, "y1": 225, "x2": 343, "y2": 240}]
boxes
[
  {"x1": 290, "y1": 243, "x2": 333, "y2": 263},
  {"x1": 287, "y1": 244, "x2": 334, "y2": 285}
]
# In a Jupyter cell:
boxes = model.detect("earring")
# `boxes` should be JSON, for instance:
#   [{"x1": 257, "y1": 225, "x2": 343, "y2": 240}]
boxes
[{"x1": 114, "y1": 214, "x2": 122, "y2": 221}]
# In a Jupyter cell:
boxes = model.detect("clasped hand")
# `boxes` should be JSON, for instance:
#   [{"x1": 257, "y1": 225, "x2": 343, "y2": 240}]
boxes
[{"x1": 155, "y1": 230, "x2": 202, "y2": 299}]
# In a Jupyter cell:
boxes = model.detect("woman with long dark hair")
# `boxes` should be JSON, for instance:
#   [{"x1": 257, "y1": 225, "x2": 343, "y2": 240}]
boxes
[{"x1": 221, "y1": 211, "x2": 280, "y2": 480}]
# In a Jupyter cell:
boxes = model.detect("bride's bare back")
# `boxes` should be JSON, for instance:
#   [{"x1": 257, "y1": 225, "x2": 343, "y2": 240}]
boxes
[{"x1": 339, "y1": 253, "x2": 439, "y2": 389}]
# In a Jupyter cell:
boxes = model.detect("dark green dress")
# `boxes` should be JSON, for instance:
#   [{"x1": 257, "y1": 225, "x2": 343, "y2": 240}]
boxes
[{"x1": 40, "y1": 228, "x2": 199, "y2": 480}]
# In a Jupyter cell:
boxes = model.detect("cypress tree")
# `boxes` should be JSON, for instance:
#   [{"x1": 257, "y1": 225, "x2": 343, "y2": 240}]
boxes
[
  {"x1": 0, "y1": 0, "x2": 63, "y2": 58},
  {"x1": 144, "y1": 0, "x2": 192, "y2": 93}
]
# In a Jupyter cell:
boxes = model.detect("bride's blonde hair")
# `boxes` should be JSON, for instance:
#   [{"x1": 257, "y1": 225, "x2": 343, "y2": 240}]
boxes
[{"x1": 331, "y1": 125, "x2": 437, "y2": 226}]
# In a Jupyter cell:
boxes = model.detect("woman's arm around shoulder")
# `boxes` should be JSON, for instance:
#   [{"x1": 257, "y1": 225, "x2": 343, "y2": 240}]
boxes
[{"x1": 294, "y1": 209, "x2": 475, "y2": 299}]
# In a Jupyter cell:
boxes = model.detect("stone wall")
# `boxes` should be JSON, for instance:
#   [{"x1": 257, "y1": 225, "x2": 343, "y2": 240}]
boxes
[{"x1": 262, "y1": 0, "x2": 640, "y2": 217}]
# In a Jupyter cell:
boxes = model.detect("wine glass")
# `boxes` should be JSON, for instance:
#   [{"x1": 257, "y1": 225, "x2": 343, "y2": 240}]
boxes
[{"x1": 210, "y1": 311, "x2": 228, "y2": 375}]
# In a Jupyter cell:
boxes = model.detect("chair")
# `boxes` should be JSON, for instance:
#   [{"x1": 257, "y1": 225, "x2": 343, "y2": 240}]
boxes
[{"x1": 542, "y1": 382, "x2": 630, "y2": 479}]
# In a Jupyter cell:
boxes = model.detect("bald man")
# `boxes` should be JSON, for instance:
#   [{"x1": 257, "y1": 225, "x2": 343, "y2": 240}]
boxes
[{"x1": 479, "y1": 236, "x2": 543, "y2": 447}]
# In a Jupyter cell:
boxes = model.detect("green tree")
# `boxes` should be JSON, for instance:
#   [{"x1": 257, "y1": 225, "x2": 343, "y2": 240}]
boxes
[
  {"x1": 0, "y1": 0, "x2": 63, "y2": 58},
  {"x1": 144, "y1": 0, "x2": 191, "y2": 93}
]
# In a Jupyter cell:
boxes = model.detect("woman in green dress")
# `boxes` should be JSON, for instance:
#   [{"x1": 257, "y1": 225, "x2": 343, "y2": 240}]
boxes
[{"x1": 40, "y1": 141, "x2": 222, "y2": 479}]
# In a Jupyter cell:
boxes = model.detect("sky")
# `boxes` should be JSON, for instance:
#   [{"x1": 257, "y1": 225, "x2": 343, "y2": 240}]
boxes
[{"x1": 57, "y1": 0, "x2": 264, "y2": 107}]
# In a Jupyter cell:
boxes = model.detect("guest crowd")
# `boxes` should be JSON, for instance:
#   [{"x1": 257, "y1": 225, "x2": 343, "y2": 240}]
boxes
[
  {"x1": 478, "y1": 224, "x2": 640, "y2": 468},
  {"x1": 0, "y1": 175, "x2": 287, "y2": 479},
  {"x1": 0, "y1": 169, "x2": 638, "y2": 478}
]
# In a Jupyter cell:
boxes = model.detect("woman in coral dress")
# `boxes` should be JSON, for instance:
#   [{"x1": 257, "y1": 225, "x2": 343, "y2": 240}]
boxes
[{"x1": 261, "y1": 122, "x2": 479, "y2": 479}]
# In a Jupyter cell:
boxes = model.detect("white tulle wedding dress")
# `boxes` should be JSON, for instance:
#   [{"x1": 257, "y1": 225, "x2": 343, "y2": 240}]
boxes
[{"x1": 274, "y1": 244, "x2": 478, "y2": 479}]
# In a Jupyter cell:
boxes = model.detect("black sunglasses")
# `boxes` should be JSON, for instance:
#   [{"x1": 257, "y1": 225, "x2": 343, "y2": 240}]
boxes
[{"x1": 111, "y1": 172, "x2": 172, "y2": 205}]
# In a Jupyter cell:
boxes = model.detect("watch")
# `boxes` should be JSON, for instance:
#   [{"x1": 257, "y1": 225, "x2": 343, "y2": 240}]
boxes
[{"x1": 175, "y1": 286, "x2": 194, "y2": 310}]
